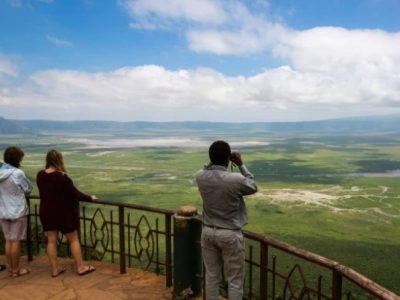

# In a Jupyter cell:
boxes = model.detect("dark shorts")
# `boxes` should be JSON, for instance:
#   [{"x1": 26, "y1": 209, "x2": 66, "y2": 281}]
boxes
[
  {"x1": 41, "y1": 223, "x2": 77, "y2": 234},
  {"x1": 40, "y1": 217, "x2": 78, "y2": 234}
]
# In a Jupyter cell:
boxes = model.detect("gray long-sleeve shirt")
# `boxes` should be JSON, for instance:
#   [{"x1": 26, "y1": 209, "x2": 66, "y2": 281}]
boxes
[{"x1": 196, "y1": 164, "x2": 257, "y2": 230}]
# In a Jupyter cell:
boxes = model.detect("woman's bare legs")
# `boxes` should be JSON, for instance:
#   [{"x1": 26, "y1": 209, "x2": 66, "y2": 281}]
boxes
[
  {"x1": 65, "y1": 230, "x2": 88, "y2": 273},
  {"x1": 46, "y1": 231, "x2": 59, "y2": 275},
  {"x1": 46, "y1": 230, "x2": 94, "y2": 275}
]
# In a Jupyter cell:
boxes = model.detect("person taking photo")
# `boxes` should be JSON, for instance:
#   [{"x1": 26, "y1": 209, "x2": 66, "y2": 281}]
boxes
[{"x1": 196, "y1": 140, "x2": 257, "y2": 300}]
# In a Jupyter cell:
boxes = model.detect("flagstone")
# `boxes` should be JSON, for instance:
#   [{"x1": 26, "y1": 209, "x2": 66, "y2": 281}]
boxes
[
  {"x1": 47, "y1": 288, "x2": 77, "y2": 300},
  {"x1": 0, "y1": 256, "x2": 172, "y2": 299}
]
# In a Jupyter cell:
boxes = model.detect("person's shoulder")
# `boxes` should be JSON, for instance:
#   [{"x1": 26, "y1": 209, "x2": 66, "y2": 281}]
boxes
[
  {"x1": 223, "y1": 171, "x2": 247, "y2": 182},
  {"x1": 52, "y1": 171, "x2": 68, "y2": 179},
  {"x1": 12, "y1": 168, "x2": 26, "y2": 178},
  {"x1": 11, "y1": 168, "x2": 31, "y2": 184},
  {"x1": 37, "y1": 170, "x2": 68, "y2": 178},
  {"x1": 58, "y1": 172, "x2": 72, "y2": 183},
  {"x1": 47, "y1": 171, "x2": 71, "y2": 186},
  {"x1": 195, "y1": 168, "x2": 205, "y2": 180},
  {"x1": 195, "y1": 168, "x2": 205, "y2": 175}
]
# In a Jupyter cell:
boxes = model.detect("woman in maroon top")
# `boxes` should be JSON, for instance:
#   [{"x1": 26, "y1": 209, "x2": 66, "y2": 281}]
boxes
[{"x1": 36, "y1": 149, "x2": 97, "y2": 277}]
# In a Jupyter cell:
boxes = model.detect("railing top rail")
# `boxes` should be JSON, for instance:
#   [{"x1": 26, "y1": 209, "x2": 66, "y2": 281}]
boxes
[
  {"x1": 339, "y1": 266, "x2": 399, "y2": 300},
  {"x1": 28, "y1": 195, "x2": 175, "y2": 216},
  {"x1": 243, "y1": 230, "x2": 339, "y2": 269},
  {"x1": 243, "y1": 230, "x2": 399, "y2": 300}
]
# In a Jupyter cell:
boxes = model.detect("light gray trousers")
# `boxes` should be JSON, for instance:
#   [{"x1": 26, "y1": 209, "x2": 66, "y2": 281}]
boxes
[{"x1": 201, "y1": 226, "x2": 245, "y2": 300}]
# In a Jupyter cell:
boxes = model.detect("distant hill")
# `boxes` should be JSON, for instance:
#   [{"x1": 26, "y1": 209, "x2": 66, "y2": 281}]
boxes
[
  {"x1": 0, "y1": 115, "x2": 399, "y2": 134},
  {"x1": 0, "y1": 117, "x2": 30, "y2": 134}
]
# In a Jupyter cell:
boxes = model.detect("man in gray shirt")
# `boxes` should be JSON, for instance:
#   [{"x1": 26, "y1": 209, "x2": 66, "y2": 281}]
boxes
[{"x1": 196, "y1": 140, "x2": 257, "y2": 300}]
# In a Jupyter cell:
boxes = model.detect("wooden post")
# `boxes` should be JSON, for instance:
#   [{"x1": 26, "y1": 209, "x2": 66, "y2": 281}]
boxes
[{"x1": 173, "y1": 206, "x2": 202, "y2": 299}]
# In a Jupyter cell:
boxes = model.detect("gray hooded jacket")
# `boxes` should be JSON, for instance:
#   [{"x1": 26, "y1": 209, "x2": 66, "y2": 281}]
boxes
[{"x1": 0, "y1": 163, "x2": 32, "y2": 219}]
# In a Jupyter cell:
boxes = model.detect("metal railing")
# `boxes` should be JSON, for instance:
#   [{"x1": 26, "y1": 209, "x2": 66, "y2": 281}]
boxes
[
  {"x1": 16, "y1": 196, "x2": 399, "y2": 300},
  {"x1": 26, "y1": 196, "x2": 174, "y2": 287},
  {"x1": 239, "y1": 230, "x2": 399, "y2": 300}
]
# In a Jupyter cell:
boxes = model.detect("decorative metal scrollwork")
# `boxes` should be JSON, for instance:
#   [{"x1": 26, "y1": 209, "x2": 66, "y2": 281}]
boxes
[
  {"x1": 133, "y1": 215, "x2": 155, "y2": 270},
  {"x1": 89, "y1": 208, "x2": 110, "y2": 260},
  {"x1": 282, "y1": 264, "x2": 311, "y2": 300}
]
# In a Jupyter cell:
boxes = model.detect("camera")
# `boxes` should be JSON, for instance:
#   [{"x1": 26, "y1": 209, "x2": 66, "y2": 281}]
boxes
[
  {"x1": 230, "y1": 152, "x2": 238, "y2": 161},
  {"x1": 229, "y1": 152, "x2": 242, "y2": 167}
]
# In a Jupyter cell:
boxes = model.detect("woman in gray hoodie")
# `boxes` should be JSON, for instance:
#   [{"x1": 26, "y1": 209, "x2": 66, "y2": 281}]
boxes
[{"x1": 0, "y1": 146, "x2": 32, "y2": 277}]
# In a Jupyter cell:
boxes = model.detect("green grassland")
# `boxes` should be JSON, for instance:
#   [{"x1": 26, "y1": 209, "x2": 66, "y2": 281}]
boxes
[{"x1": 1, "y1": 131, "x2": 399, "y2": 294}]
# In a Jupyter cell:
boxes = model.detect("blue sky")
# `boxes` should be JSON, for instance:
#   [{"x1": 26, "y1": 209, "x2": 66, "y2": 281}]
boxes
[{"x1": 0, "y1": 0, "x2": 399, "y2": 122}]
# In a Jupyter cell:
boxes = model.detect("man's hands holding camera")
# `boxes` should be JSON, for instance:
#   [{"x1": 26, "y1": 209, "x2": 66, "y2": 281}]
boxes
[{"x1": 230, "y1": 152, "x2": 243, "y2": 166}]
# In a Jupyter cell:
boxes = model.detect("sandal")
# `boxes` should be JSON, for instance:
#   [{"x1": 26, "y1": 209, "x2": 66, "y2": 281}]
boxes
[
  {"x1": 9, "y1": 268, "x2": 30, "y2": 278},
  {"x1": 77, "y1": 265, "x2": 96, "y2": 276},
  {"x1": 52, "y1": 267, "x2": 66, "y2": 278}
]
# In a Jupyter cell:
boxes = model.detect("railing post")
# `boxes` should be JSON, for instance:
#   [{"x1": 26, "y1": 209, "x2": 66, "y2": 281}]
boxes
[
  {"x1": 119, "y1": 206, "x2": 126, "y2": 274},
  {"x1": 173, "y1": 206, "x2": 202, "y2": 299},
  {"x1": 26, "y1": 196, "x2": 33, "y2": 261},
  {"x1": 260, "y1": 242, "x2": 269, "y2": 300},
  {"x1": 165, "y1": 213, "x2": 173, "y2": 287},
  {"x1": 82, "y1": 206, "x2": 87, "y2": 260},
  {"x1": 332, "y1": 270, "x2": 343, "y2": 300}
]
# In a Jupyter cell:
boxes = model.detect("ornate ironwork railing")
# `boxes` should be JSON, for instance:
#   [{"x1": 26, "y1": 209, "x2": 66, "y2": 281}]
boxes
[
  {"x1": 13, "y1": 196, "x2": 399, "y2": 300},
  {"x1": 238, "y1": 230, "x2": 399, "y2": 300},
  {"x1": 186, "y1": 216, "x2": 398, "y2": 300},
  {"x1": 26, "y1": 196, "x2": 174, "y2": 287}
]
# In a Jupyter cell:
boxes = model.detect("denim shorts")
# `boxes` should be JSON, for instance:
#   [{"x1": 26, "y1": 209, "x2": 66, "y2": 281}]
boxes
[{"x1": 0, "y1": 216, "x2": 28, "y2": 241}]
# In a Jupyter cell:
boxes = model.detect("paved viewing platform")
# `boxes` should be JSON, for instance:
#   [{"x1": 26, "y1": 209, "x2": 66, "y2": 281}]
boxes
[{"x1": 0, "y1": 256, "x2": 172, "y2": 300}]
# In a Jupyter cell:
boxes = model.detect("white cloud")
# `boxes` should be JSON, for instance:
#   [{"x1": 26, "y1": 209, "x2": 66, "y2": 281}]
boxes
[
  {"x1": 121, "y1": 0, "x2": 280, "y2": 53},
  {"x1": 276, "y1": 27, "x2": 400, "y2": 73},
  {"x1": 1, "y1": 62, "x2": 399, "y2": 121},
  {"x1": 117, "y1": 0, "x2": 400, "y2": 117},
  {"x1": 272, "y1": 28, "x2": 400, "y2": 106},
  {"x1": 2, "y1": 1, "x2": 400, "y2": 121},
  {"x1": 0, "y1": 55, "x2": 19, "y2": 79},
  {"x1": 46, "y1": 35, "x2": 74, "y2": 47},
  {"x1": 120, "y1": 0, "x2": 228, "y2": 29},
  {"x1": 187, "y1": 24, "x2": 286, "y2": 55}
]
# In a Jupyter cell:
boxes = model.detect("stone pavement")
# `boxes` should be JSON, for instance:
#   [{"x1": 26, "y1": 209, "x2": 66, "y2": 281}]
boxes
[{"x1": 0, "y1": 256, "x2": 172, "y2": 300}]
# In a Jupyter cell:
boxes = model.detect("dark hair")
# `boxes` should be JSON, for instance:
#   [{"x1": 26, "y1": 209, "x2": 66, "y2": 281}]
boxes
[
  {"x1": 209, "y1": 140, "x2": 231, "y2": 165},
  {"x1": 46, "y1": 149, "x2": 67, "y2": 173},
  {"x1": 3, "y1": 146, "x2": 24, "y2": 168}
]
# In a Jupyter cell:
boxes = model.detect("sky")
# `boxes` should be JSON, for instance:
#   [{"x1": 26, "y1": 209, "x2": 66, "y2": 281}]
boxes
[{"x1": 0, "y1": 0, "x2": 400, "y2": 122}]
